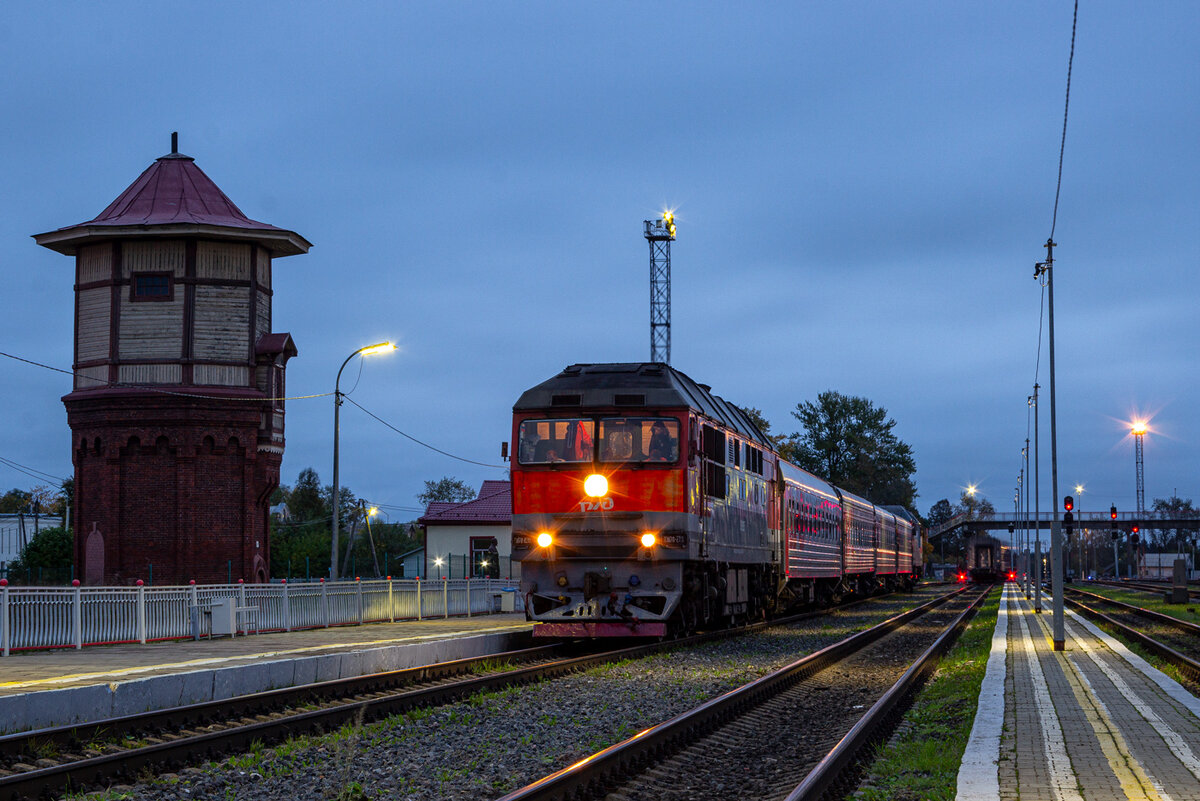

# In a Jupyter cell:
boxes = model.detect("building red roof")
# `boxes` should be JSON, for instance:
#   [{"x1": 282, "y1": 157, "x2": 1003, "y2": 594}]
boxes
[
  {"x1": 34, "y1": 144, "x2": 311, "y2": 257},
  {"x1": 419, "y1": 480, "x2": 511, "y2": 525}
]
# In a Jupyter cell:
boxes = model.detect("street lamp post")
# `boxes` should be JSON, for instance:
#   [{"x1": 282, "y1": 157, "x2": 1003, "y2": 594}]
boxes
[
  {"x1": 331, "y1": 342, "x2": 395, "y2": 581},
  {"x1": 1080, "y1": 484, "x2": 1089, "y2": 577},
  {"x1": 1035, "y1": 239, "x2": 1064, "y2": 650}
]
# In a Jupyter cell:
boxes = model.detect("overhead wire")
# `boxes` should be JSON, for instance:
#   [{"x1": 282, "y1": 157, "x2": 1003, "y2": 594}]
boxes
[
  {"x1": 0, "y1": 455, "x2": 69, "y2": 485},
  {"x1": 0, "y1": 350, "x2": 333, "y2": 402},
  {"x1": 342, "y1": 396, "x2": 508, "y2": 469}
]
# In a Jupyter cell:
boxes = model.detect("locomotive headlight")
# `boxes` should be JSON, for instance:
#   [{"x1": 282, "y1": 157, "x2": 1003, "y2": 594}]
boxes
[
  {"x1": 584, "y1": 474, "x2": 608, "y2": 498},
  {"x1": 640, "y1": 532, "x2": 657, "y2": 548},
  {"x1": 537, "y1": 532, "x2": 553, "y2": 548}
]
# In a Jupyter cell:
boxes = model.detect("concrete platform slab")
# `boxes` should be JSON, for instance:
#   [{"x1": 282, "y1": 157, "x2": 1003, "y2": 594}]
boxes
[
  {"x1": 0, "y1": 613, "x2": 532, "y2": 733},
  {"x1": 957, "y1": 583, "x2": 1200, "y2": 800}
]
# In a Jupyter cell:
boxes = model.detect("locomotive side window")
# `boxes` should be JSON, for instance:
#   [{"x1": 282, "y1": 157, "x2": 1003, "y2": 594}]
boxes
[
  {"x1": 517, "y1": 419, "x2": 594, "y2": 464},
  {"x1": 598, "y1": 418, "x2": 679, "y2": 463}
]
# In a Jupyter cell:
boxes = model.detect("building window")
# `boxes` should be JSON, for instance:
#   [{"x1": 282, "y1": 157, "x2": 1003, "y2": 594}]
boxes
[{"x1": 131, "y1": 273, "x2": 172, "y2": 301}]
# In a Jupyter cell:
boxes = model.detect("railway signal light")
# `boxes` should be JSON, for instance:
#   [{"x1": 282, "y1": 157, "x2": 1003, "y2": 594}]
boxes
[
  {"x1": 1110, "y1": 504, "x2": 1118, "y2": 520},
  {"x1": 1063, "y1": 510, "x2": 1074, "y2": 536},
  {"x1": 1008, "y1": 523, "x2": 1015, "y2": 534},
  {"x1": 1063, "y1": 495, "x2": 1074, "y2": 512}
]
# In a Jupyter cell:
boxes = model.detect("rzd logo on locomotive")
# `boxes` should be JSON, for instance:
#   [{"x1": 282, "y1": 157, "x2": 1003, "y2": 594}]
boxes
[{"x1": 578, "y1": 497, "x2": 615, "y2": 513}]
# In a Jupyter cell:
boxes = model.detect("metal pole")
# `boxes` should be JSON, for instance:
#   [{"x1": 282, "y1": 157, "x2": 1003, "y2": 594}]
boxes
[
  {"x1": 1034, "y1": 383, "x2": 1042, "y2": 612},
  {"x1": 331, "y1": 349, "x2": 359, "y2": 583},
  {"x1": 1024, "y1": 437, "x2": 1031, "y2": 598},
  {"x1": 1042, "y1": 239, "x2": 1065, "y2": 650}
]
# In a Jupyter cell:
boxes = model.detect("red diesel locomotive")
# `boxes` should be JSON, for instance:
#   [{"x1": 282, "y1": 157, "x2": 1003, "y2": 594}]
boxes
[{"x1": 511, "y1": 363, "x2": 923, "y2": 638}]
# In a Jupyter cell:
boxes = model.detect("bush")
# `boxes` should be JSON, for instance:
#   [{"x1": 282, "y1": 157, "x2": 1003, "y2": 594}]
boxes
[{"x1": 6, "y1": 526, "x2": 73, "y2": 583}]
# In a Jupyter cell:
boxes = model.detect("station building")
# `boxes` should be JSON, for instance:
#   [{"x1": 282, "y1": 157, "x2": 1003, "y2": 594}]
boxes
[{"x1": 418, "y1": 480, "x2": 517, "y2": 581}]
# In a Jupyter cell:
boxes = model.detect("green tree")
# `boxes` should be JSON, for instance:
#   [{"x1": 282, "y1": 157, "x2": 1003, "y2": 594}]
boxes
[
  {"x1": 7, "y1": 526, "x2": 73, "y2": 583},
  {"x1": 1151, "y1": 495, "x2": 1196, "y2": 551},
  {"x1": 735, "y1": 406, "x2": 783, "y2": 450},
  {"x1": 0, "y1": 488, "x2": 32, "y2": 514},
  {"x1": 927, "y1": 498, "x2": 955, "y2": 529},
  {"x1": 418, "y1": 477, "x2": 476, "y2": 507},
  {"x1": 780, "y1": 391, "x2": 917, "y2": 507},
  {"x1": 288, "y1": 468, "x2": 328, "y2": 521}
]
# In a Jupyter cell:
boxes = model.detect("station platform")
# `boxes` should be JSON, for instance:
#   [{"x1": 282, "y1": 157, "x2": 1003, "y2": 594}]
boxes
[
  {"x1": 958, "y1": 583, "x2": 1200, "y2": 800},
  {"x1": 0, "y1": 613, "x2": 532, "y2": 734}
]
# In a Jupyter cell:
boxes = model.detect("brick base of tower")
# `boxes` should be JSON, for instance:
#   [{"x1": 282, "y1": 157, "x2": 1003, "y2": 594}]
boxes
[{"x1": 67, "y1": 389, "x2": 281, "y2": 586}]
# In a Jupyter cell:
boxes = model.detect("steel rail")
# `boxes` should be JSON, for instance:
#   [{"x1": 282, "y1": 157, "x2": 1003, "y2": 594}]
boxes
[
  {"x1": 494, "y1": 585, "x2": 972, "y2": 801},
  {"x1": 1066, "y1": 587, "x2": 1200, "y2": 636},
  {"x1": 1091, "y1": 579, "x2": 1200, "y2": 600},
  {"x1": 1063, "y1": 595, "x2": 1200, "y2": 684},
  {"x1": 783, "y1": 586, "x2": 991, "y2": 801},
  {"x1": 0, "y1": 591, "x2": 923, "y2": 800}
]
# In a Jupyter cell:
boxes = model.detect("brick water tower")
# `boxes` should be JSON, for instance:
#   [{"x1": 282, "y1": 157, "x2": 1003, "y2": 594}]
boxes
[{"x1": 34, "y1": 135, "x2": 311, "y2": 585}]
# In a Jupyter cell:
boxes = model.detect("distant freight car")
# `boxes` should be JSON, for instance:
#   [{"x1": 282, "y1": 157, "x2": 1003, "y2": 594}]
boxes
[{"x1": 510, "y1": 362, "x2": 925, "y2": 639}]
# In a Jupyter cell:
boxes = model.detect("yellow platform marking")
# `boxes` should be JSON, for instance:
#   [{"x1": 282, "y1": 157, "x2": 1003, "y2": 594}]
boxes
[
  {"x1": 1065, "y1": 617, "x2": 1200, "y2": 782},
  {"x1": 1015, "y1": 599, "x2": 1084, "y2": 801},
  {"x1": 0, "y1": 621, "x2": 530, "y2": 691},
  {"x1": 1031, "y1": 612, "x2": 1166, "y2": 800}
]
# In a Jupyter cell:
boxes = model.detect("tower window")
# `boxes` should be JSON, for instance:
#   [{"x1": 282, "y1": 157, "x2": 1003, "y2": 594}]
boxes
[{"x1": 132, "y1": 273, "x2": 172, "y2": 301}]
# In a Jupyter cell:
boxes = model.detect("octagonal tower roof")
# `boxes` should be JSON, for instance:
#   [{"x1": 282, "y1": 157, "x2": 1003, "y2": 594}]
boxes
[{"x1": 34, "y1": 136, "x2": 311, "y2": 257}]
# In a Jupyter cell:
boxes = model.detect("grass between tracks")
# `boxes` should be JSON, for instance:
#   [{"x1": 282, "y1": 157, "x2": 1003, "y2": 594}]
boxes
[
  {"x1": 849, "y1": 587, "x2": 1000, "y2": 801},
  {"x1": 1070, "y1": 583, "x2": 1200, "y2": 625}
]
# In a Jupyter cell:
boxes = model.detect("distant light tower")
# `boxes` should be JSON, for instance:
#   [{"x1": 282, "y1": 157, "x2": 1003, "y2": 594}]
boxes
[
  {"x1": 644, "y1": 211, "x2": 676, "y2": 364},
  {"x1": 1131, "y1": 420, "x2": 1147, "y2": 517}
]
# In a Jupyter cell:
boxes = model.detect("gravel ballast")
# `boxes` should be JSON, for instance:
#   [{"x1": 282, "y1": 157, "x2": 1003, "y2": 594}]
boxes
[{"x1": 101, "y1": 587, "x2": 948, "y2": 801}]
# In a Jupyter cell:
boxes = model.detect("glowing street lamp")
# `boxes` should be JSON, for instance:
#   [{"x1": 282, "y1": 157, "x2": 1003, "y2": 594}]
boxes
[{"x1": 331, "y1": 342, "x2": 396, "y2": 581}]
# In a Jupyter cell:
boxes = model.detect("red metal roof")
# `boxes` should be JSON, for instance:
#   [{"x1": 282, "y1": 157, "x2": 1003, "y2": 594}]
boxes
[
  {"x1": 420, "y1": 480, "x2": 512, "y2": 524},
  {"x1": 34, "y1": 148, "x2": 310, "y2": 257}
]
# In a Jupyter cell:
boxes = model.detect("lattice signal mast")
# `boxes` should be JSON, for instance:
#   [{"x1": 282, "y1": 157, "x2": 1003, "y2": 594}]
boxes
[
  {"x1": 644, "y1": 211, "x2": 676, "y2": 364},
  {"x1": 1132, "y1": 420, "x2": 1147, "y2": 516}
]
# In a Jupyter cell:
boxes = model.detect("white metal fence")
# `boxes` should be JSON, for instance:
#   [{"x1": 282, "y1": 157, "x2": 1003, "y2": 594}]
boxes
[{"x1": 0, "y1": 577, "x2": 518, "y2": 656}]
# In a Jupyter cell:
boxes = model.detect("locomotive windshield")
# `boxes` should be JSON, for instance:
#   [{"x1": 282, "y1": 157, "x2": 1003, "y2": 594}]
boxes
[
  {"x1": 598, "y1": 417, "x2": 678, "y2": 463},
  {"x1": 518, "y1": 419, "x2": 594, "y2": 464},
  {"x1": 517, "y1": 417, "x2": 679, "y2": 465}
]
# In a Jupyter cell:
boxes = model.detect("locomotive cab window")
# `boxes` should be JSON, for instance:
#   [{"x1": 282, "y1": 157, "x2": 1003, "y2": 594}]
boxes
[
  {"x1": 598, "y1": 417, "x2": 679, "y2": 463},
  {"x1": 517, "y1": 419, "x2": 594, "y2": 464}
]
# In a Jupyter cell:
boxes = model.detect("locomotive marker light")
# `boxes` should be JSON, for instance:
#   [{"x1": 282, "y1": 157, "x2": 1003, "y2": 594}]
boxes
[
  {"x1": 537, "y1": 532, "x2": 554, "y2": 548},
  {"x1": 584, "y1": 474, "x2": 609, "y2": 498},
  {"x1": 640, "y1": 533, "x2": 657, "y2": 548}
]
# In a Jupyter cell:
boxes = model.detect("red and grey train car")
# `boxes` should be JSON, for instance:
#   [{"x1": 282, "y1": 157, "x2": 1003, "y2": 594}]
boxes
[{"x1": 511, "y1": 363, "x2": 922, "y2": 638}]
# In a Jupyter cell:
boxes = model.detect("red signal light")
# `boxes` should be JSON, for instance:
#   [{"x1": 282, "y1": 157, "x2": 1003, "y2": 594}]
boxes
[
  {"x1": 1132, "y1": 524, "x2": 1139, "y2": 534},
  {"x1": 1063, "y1": 495, "x2": 1074, "y2": 512},
  {"x1": 1008, "y1": 571, "x2": 1016, "y2": 581},
  {"x1": 1110, "y1": 504, "x2": 1118, "y2": 520}
]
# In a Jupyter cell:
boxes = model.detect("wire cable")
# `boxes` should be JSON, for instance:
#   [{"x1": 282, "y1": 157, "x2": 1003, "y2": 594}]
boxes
[
  {"x1": 0, "y1": 350, "x2": 333, "y2": 402},
  {"x1": 1049, "y1": 0, "x2": 1079, "y2": 241},
  {"x1": 0, "y1": 456, "x2": 69, "y2": 485},
  {"x1": 341, "y1": 396, "x2": 508, "y2": 469}
]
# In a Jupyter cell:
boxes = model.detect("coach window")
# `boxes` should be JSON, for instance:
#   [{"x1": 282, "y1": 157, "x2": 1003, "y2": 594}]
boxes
[{"x1": 517, "y1": 419, "x2": 594, "y2": 464}]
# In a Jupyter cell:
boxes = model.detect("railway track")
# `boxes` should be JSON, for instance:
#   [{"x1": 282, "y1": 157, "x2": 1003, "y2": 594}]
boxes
[
  {"x1": 0, "y1": 589, "x2": 935, "y2": 801},
  {"x1": 1064, "y1": 587, "x2": 1200, "y2": 684},
  {"x1": 496, "y1": 585, "x2": 988, "y2": 801},
  {"x1": 1090, "y1": 579, "x2": 1200, "y2": 601}
]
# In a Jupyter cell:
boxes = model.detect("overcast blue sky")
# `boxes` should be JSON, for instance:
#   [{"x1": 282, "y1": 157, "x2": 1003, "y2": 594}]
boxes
[{"x1": 2, "y1": 2, "x2": 1197, "y2": 525}]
